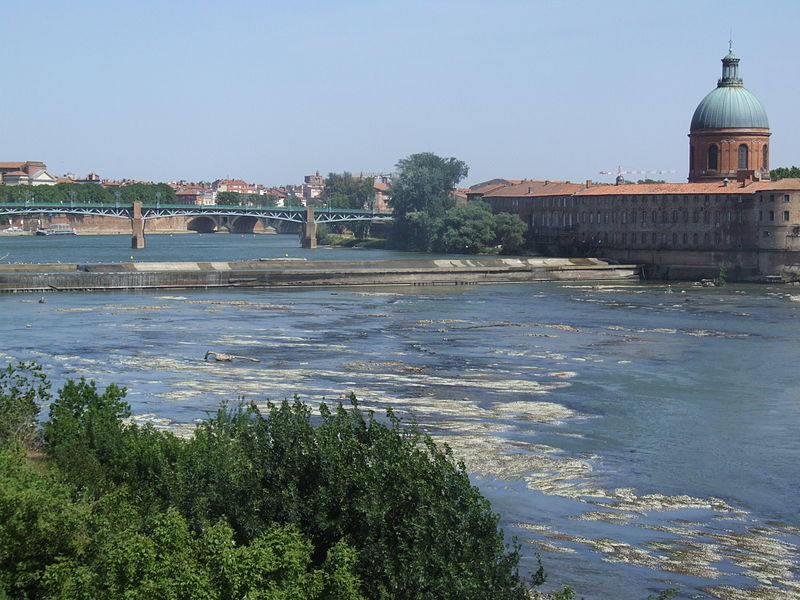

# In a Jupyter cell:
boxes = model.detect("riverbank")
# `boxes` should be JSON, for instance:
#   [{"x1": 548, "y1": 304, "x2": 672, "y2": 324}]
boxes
[{"x1": 0, "y1": 257, "x2": 640, "y2": 292}]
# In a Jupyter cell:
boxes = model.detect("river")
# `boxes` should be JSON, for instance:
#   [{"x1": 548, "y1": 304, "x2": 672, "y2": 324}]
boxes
[{"x1": 1, "y1": 234, "x2": 798, "y2": 599}]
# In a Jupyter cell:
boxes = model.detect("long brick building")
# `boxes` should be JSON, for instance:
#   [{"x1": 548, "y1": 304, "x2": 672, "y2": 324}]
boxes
[{"x1": 473, "y1": 49, "x2": 800, "y2": 280}]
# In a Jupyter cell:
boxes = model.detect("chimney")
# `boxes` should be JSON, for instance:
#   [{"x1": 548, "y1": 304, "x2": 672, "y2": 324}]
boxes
[
  {"x1": 585, "y1": 179, "x2": 592, "y2": 188},
  {"x1": 737, "y1": 169, "x2": 755, "y2": 187},
  {"x1": 722, "y1": 178, "x2": 729, "y2": 187},
  {"x1": 527, "y1": 186, "x2": 531, "y2": 194}
]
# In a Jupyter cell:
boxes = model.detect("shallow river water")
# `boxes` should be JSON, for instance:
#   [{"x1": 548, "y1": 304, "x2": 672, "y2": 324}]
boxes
[{"x1": 1, "y1": 234, "x2": 799, "y2": 599}]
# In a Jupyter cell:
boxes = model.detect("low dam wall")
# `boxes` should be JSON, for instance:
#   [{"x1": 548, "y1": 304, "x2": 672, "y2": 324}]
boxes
[{"x1": 0, "y1": 257, "x2": 641, "y2": 293}]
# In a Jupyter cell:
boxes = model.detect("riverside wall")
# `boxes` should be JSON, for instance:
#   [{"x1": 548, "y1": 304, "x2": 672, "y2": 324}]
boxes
[{"x1": 0, "y1": 257, "x2": 640, "y2": 293}]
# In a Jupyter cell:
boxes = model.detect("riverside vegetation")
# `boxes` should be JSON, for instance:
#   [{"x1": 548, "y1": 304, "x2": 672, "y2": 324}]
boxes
[
  {"x1": 0, "y1": 363, "x2": 529, "y2": 600},
  {"x1": 0, "y1": 363, "x2": 679, "y2": 600}
]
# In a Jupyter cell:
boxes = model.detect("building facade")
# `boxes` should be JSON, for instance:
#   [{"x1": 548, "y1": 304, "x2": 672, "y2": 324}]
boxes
[{"x1": 474, "y1": 49, "x2": 800, "y2": 280}]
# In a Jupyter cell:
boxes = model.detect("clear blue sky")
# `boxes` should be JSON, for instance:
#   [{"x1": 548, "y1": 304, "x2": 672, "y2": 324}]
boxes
[{"x1": 2, "y1": 0, "x2": 799, "y2": 187}]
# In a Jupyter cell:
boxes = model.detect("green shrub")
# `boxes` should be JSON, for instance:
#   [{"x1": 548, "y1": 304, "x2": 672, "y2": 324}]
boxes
[{"x1": 0, "y1": 362, "x2": 49, "y2": 450}]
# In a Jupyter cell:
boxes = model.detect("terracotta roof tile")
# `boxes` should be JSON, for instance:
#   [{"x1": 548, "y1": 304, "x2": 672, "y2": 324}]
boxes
[
  {"x1": 575, "y1": 181, "x2": 779, "y2": 196},
  {"x1": 486, "y1": 180, "x2": 585, "y2": 197}
]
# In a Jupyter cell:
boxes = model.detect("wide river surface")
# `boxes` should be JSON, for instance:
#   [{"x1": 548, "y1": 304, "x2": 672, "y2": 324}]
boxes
[{"x1": 2, "y1": 234, "x2": 799, "y2": 599}]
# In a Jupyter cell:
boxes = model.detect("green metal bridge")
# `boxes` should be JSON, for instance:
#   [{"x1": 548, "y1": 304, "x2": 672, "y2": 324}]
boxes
[{"x1": 0, "y1": 201, "x2": 393, "y2": 248}]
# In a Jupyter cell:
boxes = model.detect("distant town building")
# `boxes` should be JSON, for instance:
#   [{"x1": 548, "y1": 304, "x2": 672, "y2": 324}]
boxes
[
  {"x1": 0, "y1": 161, "x2": 57, "y2": 186},
  {"x1": 302, "y1": 172, "x2": 325, "y2": 205}
]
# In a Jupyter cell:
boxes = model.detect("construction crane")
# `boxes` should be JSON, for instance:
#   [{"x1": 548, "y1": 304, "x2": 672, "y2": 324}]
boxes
[{"x1": 599, "y1": 166, "x2": 677, "y2": 179}]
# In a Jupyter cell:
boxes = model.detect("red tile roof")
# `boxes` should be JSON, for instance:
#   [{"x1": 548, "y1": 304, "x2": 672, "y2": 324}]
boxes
[
  {"x1": 486, "y1": 180, "x2": 585, "y2": 197},
  {"x1": 576, "y1": 178, "x2": 800, "y2": 196}
]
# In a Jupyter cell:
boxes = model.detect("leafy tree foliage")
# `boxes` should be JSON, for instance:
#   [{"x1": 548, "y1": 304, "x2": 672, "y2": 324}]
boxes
[
  {"x1": 321, "y1": 173, "x2": 377, "y2": 238},
  {"x1": 389, "y1": 153, "x2": 469, "y2": 250},
  {"x1": 493, "y1": 211, "x2": 527, "y2": 253},
  {"x1": 215, "y1": 191, "x2": 277, "y2": 207},
  {"x1": 38, "y1": 372, "x2": 529, "y2": 600},
  {"x1": 0, "y1": 362, "x2": 49, "y2": 450},
  {"x1": 0, "y1": 183, "x2": 176, "y2": 205},
  {"x1": 770, "y1": 165, "x2": 800, "y2": 180},
  {"x1": 436, "y1": 202, "x2": 528, "y2": 255},
  {"x1": 324, "y1": 173, "x2": 375, "y2": 210},
  {"x1": 439, "y1": 201, "x2": 497, "y2": 253}
]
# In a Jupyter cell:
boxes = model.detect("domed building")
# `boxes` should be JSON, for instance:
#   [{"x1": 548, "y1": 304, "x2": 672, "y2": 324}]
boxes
[
  {"x1": 688, "y1": 47, "x2": 771, "y2": 182},
  {"x1": 472, "y1": 47, "x2": 800, "y2": 280}
]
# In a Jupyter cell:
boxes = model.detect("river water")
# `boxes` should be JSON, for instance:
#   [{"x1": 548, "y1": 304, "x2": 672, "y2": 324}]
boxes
[{"x1": 1, "y1": 234, "x2": 798, "y2": 599}]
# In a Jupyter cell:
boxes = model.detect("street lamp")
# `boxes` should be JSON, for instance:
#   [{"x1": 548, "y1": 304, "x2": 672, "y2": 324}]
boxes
[
  {"x1": 155, "y1": 191, "x2": 161, "y2": 208},
  {"x1": 114, "y1": 191, "x2": 121, "y2": 208}
]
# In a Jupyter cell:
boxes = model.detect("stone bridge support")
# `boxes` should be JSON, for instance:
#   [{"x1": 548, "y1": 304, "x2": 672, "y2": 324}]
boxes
[
  {"x1": 131, "y1": 201, "x2": 145, "y2": 249},
  {"x1": 301, "y1": 205, "x2": 317, "y2": 248}
]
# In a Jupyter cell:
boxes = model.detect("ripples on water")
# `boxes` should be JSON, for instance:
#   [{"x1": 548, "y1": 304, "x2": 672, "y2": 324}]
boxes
[{"x1": 1, "y1": 235, "x2": 799, "y2": 599}]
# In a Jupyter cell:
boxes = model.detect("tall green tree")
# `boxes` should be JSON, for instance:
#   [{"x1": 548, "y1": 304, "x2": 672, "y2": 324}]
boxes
[
  {"x1": 439, "y1": 201, "x2": 497, "y2": 254},
  {"x1": 493, "y1": 211, "x2": 527, "y2": 253},
  {"x1": 388, "y1": 153, "x2": 469, "y2": 251},
  {"x1": 770, "y1": 165, "x2": 800, "y2": 180},
  {"x1": 324, "y1": 173, "x2": 375, "y2": 210},
  {"x1": 322, "y1": 172, "x2": 377, "y2": 238}
]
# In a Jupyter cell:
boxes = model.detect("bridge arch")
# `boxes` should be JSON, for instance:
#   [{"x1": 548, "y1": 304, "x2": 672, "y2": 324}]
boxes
[
  {"x1": 229, "y1": 215, "x2": 258, "y2": 233},
  {"x1": 187, "y1": 216, "x2": 218, "y2": 233}
]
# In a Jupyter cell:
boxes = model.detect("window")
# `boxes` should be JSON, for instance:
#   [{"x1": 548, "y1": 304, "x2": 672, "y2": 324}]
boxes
[
  {"x1": 690, "y1": 145, "x2": 696, "y2": 170},
  {"x1": 763, "y1": 145, "x2": 768, "y2": 171},
  {"x1": 759, "y1": 210, "x2": 763, "y2": 221},
  {"x1": 769, "y1": 211, "x2": 775, "y2": 222},
  {"x1": 693, "y1": 233, "x2": 698, "y2": 245},
  {"x1": 708, "y1": 145, "x2": 719, "y2": 170},
  {"x1": 738, "y1": 144, "x2": 749, "y2": 170},
  {"x1": 784, "y1": 211, "x2": 790, "y2": 222},
  {"x1": 785, "y1": 194, "x2": 791, "y2": 203}
]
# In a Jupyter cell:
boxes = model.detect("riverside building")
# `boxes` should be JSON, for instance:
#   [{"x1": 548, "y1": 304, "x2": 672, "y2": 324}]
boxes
[{"x1": 473, "y1": 48, "x2": 800, "y2": 280}]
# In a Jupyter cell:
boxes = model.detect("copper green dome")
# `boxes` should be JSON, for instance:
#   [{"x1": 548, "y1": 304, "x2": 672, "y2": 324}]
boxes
[{"x1": 690, "y1": 49, "x2": 769, "y2": 131}]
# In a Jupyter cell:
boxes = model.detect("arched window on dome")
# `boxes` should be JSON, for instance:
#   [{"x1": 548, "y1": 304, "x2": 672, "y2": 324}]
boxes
[
  {"x1": 738, "y1": 144, "x2": 749, "y2": 170},
  {"x1": 690, "y1": 145, "x2": 695, "y2": 171},
  {"x1": 762, "y1": 145, "x2": 768, "y2": 171},
  {"x1": 708, "y1": 145, "x2": 719, "y2": 170}
]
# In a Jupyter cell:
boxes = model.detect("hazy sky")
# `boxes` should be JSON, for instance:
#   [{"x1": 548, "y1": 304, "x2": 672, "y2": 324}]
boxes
[{"x1": 3, "y1": 0, "x2": 799, "y2": 187}]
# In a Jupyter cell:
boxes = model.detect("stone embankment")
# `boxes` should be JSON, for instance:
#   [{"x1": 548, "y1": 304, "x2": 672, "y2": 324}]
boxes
[{"x1": 0, "y1": 257, "x2": 640, "y2": 293}]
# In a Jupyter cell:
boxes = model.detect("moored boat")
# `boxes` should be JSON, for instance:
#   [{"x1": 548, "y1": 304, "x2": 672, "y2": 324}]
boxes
[{"x1": 36, "y1": 224, "x2": 77, "y2": 236}]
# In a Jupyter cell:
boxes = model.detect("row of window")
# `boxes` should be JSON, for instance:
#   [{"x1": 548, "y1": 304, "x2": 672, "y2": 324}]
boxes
[
  {"x1": 759, "y1": 210, "x2": 791, "y2": 222},
  {"x1": 537, "y1": 230, "x2": 741, "y2": 248},
  {"x1": 690, "y1": 143, "x2": 768, "y2": 171},
  {"x1": 493, "y1": 193, "x2": 793, "y2": 212},
  {"x1": 533, "y1": 209, "x2": 749, "y2": 227},
  {"x1": 495, "y1": 194, "x2": 755, "y2": 210}
]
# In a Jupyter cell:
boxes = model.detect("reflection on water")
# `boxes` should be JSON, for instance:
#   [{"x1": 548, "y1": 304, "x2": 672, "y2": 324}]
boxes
[{"x1": 2, "y1": 238, "x2": 799, "y2": 599}]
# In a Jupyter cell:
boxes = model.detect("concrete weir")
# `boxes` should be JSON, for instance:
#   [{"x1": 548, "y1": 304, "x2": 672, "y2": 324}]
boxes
[{"x1": 0, "y1": 257, "x2": 640, "y2": 293}]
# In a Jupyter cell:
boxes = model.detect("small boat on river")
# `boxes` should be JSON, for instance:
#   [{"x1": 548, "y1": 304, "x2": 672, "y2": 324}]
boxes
[{"x1": 35, "y1": 224, "x2": 77, "y2": 236}]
